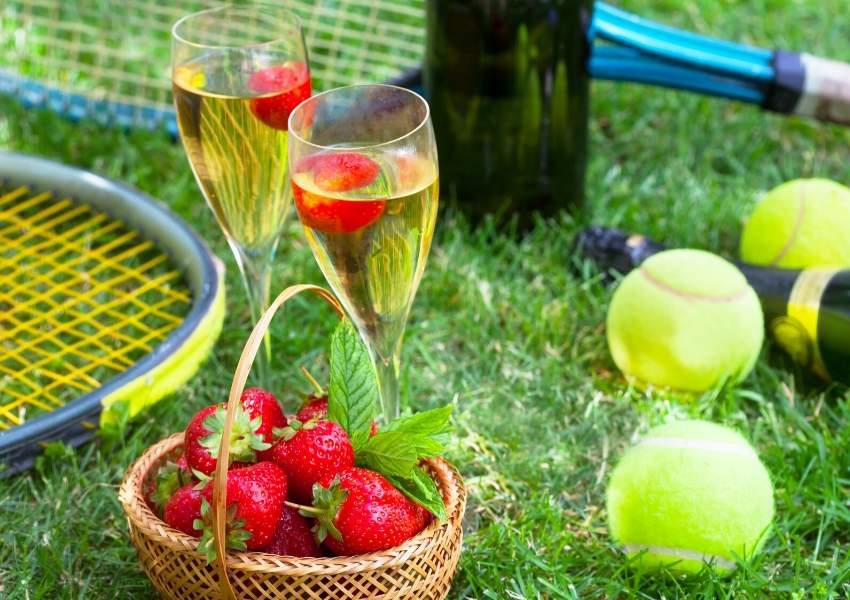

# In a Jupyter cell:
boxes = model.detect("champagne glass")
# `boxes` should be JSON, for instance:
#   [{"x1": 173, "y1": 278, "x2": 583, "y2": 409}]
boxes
[
  {"x1": 288, "y1": 85, "x2": 439, "y2": 421},
  {"x1": 172, "y1": 5, "x2": 310, "y2": 386}
]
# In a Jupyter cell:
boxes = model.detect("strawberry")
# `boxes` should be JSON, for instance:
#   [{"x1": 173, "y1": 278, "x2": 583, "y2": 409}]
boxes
[
  {"x1": 293, "y1": 184, "x2": 385, "y2": 234},
  {"x1": 248, "y1": 63, "x2": 310, "y2": 130},
  {"x1": 296, "y1": 395, "x2": 328, "y2": 422},
  {"x1": 184, "y1": 388, "x2": 286, "y2": 475},
  {"x1": 292, "y1": 152, "x2": 384, "y2": 234},
  {"x1": 262, "y1": 505, "x2": 322, "y2": 557},
  {"x1": 307, "y1": 468, "x2": 430, "y2": 555},
  {"x1": 199, "y1": 461, "x2": 288, "y2": 554},
  {"x1": 163, "y1": 483, "x2": 204, "y2": 538},
  {"x1": 269, "y1": 418, "x2": 354, "y2": 504},
  {"x1": 184, "y1": 405, "x2": 220, "y2": 475},
  {"x1": 296, "y1": 395, "x2": 377, "y2": 437},
  {"x1": 147, "y1": 454, "x2": 193, "y2": 515},
  {"x1": 299, "y1": 153, "x2": 381, "y2": 193},
  {"x1": 240, "y1": 387, "x2": 287, "y2": 461}
]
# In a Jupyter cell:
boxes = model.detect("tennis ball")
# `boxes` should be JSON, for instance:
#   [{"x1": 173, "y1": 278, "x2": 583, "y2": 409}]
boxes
[
  {"x1": 606, "y1": 249, "x2": 764, "y2": 392},
  {"x1": 740, "y1": 178, "x2": 850, "y2": 268},
  {"x1": 607, "y1": 420, "x2": 775, "y2": 573}
]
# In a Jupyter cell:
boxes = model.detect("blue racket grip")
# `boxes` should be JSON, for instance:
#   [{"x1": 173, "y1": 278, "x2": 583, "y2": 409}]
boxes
[{"x1": 589, "y1": 2, "x2": 850, "y2": 126}]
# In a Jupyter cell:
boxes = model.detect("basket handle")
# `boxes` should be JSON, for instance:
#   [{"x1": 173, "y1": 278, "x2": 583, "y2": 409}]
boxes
[{"x1": 211, "y1": 284, "x2": 345, "y2": 600}]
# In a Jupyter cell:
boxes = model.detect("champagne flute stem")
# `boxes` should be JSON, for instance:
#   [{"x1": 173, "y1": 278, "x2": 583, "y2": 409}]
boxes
[
  {"x1": 238, "y1": 255, "x2": 273, "y2": 387},
  {"x1": 374, "y1": 350, "x2": 401, "y2": 422}
]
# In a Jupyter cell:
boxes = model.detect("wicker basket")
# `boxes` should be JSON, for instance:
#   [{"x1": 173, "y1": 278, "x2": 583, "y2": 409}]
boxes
[{"x1": 118, "y1": 284, "x2": 466, "y2": 599}]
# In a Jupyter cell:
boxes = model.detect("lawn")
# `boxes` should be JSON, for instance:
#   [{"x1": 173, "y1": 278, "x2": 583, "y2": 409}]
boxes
[{"x1": 2, "y1": 0, "x2": 850, "y2": 598}]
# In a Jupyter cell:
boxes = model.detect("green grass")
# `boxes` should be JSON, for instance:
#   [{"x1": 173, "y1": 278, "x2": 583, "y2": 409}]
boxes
[{"x1": 2, "y1": 0, "x2": 850, "y2": 598}]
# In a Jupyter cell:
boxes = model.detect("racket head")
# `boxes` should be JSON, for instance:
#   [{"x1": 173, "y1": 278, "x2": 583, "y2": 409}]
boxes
[
  {"x1": 0, "y1": 0, "x2": 424, "y2": 133},
  {"x1": 0, "y1": 152, "x2": 224, "y2": 475}
]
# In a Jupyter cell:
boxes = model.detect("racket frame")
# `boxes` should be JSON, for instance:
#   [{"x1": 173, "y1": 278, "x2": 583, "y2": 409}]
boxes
[{"x1": 0, "y1": 152, "x2": 224, "y2": 474}]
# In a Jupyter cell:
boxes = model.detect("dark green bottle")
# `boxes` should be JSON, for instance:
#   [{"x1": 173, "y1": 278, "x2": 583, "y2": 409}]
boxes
[
  {"x1": 425, "y1": 0, "x2": 592, "y2": 228},
  {"x1": 574, "y1": 226, "x2": 850, "y2": 384}
]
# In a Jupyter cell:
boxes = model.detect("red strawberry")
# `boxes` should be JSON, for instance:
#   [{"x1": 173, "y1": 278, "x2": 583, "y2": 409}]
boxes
[
  {"x1": 240, "y1": 387, "x2": 287, "y2": 461},
  {"x1": 299, "y1": 153, "x2": 381, "y2": 193},
  {"x1": 293, "y1": 183, "x2": 385, "y2": 234},
  {"x1": 310, "y1": 468, "x2": 430, "y2": 555},
  {"x1": 269, "y1": 418, "x2": 354, "y2": 504},
  {"x1": 296, "y1": 395, "x2": 328, "y2": 422},
  {"x1": 184, "y1": 388, "x2": 286, "y2": 475},
  {"x1": 248, "y1": 63, "x2": 311, "y2": 130},
  {"x1": 200, "y1": 461, "x2": 288, "y2": 551},
  {"x1": 185, "y1": 405, "x2": 220, "y2": 475},
  {"x1": 292, "y1": 152, "x2": 384, "y2": 234},
  {"x1": 262, "y1": 505, "x2": 322, "y2": 557},
  {"x1": 296, "y1": 396, "x2": 377, "y2": 437},
  {"x1": 163, "y1": 483, "x2": 204, "y2": 537}
]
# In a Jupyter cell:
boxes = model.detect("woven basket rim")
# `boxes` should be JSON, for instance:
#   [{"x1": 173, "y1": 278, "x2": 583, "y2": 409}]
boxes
[{"x1": 119, "y1": 432, "x2": 467, "y2": 575}]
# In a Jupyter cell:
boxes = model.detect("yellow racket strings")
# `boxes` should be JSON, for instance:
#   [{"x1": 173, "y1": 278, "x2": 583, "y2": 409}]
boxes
[{"x1": 0, "y1": 185, "x2": 191, "y2": 430}]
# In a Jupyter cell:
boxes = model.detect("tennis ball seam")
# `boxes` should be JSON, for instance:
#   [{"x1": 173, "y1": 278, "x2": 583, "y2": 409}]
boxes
[
  {"x1": 637, "y1": 437, "x2": 756, "y2": 459},
  {"x1": 620, "y1": 544, "x2": 737, "y2": 570},
  {"x1": 639, "y1": 266, "x2": 748, "y2": 302},
  {"x1": 768, "y1": 184, "x2": 807, "y2": 266}
]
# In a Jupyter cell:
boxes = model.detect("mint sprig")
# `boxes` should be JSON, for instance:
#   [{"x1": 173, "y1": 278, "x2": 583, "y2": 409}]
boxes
[
  {"x1": 327, "y1": 319, "x2": 379, "y2": 437},
  {"x1": 355, "y1": 405, "x2": 452, "y2": 519},
  {"x1": 355, "y1": 431, "x2": 420, "y2": 478},
  {"x1": 382, "y1": 404, "x2": 453, "y2": 449},
  {"x1": 324, "y1": 319, "x2": 453, "y2": 520}
]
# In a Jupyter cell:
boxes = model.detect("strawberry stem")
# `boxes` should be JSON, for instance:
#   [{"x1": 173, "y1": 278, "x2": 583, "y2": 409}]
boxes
[
  {"x1": 300, "y1": 365, "x2": 325, "y2": 396},
  {"x1": 284, "y1": 500, "x2": 321, "y2": 515}
]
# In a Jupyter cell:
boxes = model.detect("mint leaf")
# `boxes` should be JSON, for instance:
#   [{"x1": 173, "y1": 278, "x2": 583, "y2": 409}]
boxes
[
  {"x1": 356, "y1": 430, "x2": 445, "y2": 477},
  {"x1": 355, "y1": 406, "x2": 452, "y2": 478},
  {"x1": 383, "y1": 405, "x2": 453, "y2": 446},
  {"x1": 356, "y1": 431, "x2": 419, "y2": 478},
  {"x1": 327, "y1": 319, "x2": 379, "y2": 437},
  {"x1": 388, "y1": 467, "x2": 447, "y2": 521},
  {"x1": 350, "y1": 430, "x2": 371, "y2": 453}
]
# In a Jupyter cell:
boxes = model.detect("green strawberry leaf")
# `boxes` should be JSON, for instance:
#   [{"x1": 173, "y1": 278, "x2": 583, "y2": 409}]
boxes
[
  {"x1": 150, "y1": 462, "x2": 183, "y2": 513},
  {"x1": 327, "y1": 319, "x2": 379, "y2": 437},
  {"x1": 387, "y1": 467, "x2": 447, "y2": 521},
  {"x1": 383, "y1": 405, "x2": 453, "y2": 447},
  {"x1": 309, "y1": 478, "x2": 348, "y2": 543},
  {"x1": 199, "y1": 404, "x2": 270, "y2": 464}
]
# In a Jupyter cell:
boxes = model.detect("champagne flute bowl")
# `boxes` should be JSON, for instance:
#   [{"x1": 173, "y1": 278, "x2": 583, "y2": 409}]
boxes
[
  {"x1": 287, "y1": 84, "x2": 438, "y2": 421},
  {"x1": 172, "y1": 4, "x2": 310, "y2": 386}
]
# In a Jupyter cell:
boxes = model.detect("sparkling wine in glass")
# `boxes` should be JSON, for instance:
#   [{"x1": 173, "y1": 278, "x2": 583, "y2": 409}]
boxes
[
  {"x1": 172, "y1": 5, "x2": 309, "y2": 385},
  {"x1": 288, "y1": 85, "x2": 439, "y2": 421}
]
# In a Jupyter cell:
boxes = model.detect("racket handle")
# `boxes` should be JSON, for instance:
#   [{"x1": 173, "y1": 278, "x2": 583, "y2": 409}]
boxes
[
  {"x1": 768, "y1": 51, "x2": 850, "y2": 125},
  {"x1": 588, "y1": 2, "x2": 850, "y2": 126}
]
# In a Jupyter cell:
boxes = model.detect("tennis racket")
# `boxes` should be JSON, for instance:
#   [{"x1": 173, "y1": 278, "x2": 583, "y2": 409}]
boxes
[
  {"x1": 0, "y1": 152, "x2": 224, "y2": 475},
  {"x1": 588, "y1": 2, "x2": 850, "y2": 126},
  {"x1": 0, "y1": 0, "x2": 424, "y2": 135}
]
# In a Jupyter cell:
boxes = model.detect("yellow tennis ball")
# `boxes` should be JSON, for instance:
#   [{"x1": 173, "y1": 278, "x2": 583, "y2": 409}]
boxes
[
  {"x1": 606, "y1": 249, "x2": 764, "y2": 392},
  {"x1": 740, "y1": 178, "x2": 850, "y2": 268},
  {"x1": 607, "y1": 420, "x2": 775, "y2": 574}
]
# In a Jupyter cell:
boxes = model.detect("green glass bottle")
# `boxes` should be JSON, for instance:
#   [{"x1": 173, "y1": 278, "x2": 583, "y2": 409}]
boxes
[
  {"x1": 425, "y1": 0, "x2": 592, "y2": 228},
  {"x1": 574, "y1": 226, "x2": 850, "y2": 384}
]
